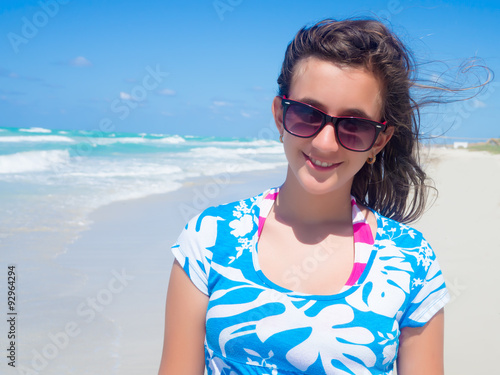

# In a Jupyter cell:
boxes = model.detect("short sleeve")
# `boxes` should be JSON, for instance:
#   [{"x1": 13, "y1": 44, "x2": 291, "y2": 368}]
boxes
[
  {"x1": 171, "y1": 212, "x2": 220, "y2": 296},
  {"x1": 399, "y1": 239, "x2": 450, "y2": 328}
]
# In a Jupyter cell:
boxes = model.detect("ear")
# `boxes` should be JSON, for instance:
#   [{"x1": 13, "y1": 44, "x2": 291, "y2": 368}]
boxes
[
  {"x1": 272, "y1": 96, "x2": 284, "y2": 135},
  {"x1": 371, "y1": 126, "x2": 395, "y2": 156}
]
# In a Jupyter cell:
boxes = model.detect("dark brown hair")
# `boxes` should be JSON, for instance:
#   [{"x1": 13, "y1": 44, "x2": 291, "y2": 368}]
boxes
[{"x1": 277, "y1": 18, "x2": 430, "y2": 223}]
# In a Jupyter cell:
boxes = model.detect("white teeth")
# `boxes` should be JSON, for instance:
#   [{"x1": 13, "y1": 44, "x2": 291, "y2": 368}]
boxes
[{"x1": 310, "y1": 157, "x2": 334, "y2": 167}]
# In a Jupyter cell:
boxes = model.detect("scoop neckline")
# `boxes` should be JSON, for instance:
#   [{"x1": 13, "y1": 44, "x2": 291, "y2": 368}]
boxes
[{"x1": 251, "y1": 187, "x2": 379, "y2": 301}]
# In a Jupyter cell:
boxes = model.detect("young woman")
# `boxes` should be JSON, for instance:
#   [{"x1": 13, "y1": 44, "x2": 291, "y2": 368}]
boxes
[{"x1": 158, "y1": 19, "x2": 449, "y2": 375}]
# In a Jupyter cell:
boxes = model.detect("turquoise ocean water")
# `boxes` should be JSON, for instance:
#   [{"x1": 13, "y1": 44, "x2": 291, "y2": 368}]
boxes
[{"x1": 0, "y1": 126, "x2": 286, "y2": 257}]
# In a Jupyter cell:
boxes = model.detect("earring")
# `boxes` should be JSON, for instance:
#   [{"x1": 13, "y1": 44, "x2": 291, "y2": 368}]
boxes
[
  {"x1": 279, "y1": 134, "x2": 283, "y2": 143},
  {"x1": 366, "y1": 155, "x2": 376, "y2": 164}
]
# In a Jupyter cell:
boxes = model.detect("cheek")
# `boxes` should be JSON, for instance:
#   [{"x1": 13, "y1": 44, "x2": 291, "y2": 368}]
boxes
[
  {"x1": 283, "y1": 137, "x2": 306, "y2": 159},
  {"x1": 282, "y1": 143, "x2": 297, "y2": 165}
]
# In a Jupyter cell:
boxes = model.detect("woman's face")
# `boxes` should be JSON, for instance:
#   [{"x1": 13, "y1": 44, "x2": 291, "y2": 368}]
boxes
[{"x1": 273, "y1": 57, "x2": 393, "y2": 197}]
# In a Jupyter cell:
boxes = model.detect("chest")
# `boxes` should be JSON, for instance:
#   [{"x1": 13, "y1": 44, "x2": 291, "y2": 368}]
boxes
[{"x1": 257, "y1": 220, "x2": 355, "y2": 295}]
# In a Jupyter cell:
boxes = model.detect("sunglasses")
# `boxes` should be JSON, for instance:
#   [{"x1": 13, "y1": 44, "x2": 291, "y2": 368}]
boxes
[{"x1": 281, "y1": 96, "x2": 388, "y2": 152}]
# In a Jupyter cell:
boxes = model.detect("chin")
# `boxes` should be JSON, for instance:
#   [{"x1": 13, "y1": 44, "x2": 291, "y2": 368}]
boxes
[{"x1": 297, "y1": 173, "x2": 351, "y2": 197}]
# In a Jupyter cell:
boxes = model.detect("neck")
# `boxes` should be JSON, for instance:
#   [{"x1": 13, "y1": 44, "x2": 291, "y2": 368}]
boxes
[{"x1": 275, "y1": 171, "x2": 353, "y2": 226}]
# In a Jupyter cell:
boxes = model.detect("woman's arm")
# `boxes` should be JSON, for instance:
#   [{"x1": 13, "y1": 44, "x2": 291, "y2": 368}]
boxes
[
  {"x1": 397, "y1": 308, "x2": 445, "y2": 375},
  {"x1": 158, "y1": 260, "x2": 209, "y2": 375}
]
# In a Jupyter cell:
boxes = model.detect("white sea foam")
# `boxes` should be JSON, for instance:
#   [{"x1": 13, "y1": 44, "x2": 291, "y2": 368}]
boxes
[
  {"x1": 0, "y1": 135, "x2": 75, "y2": 143},
  {"x1": 187, "y1": 147, "x2": 238, "y2": 157},
  {"x1": 85, "y1": 135, "x2": 185, "y2": 145},
  {"x1": 91, "y1": 137, "x2": 148, "y2": 145},
  {"x1": 0, "y1": 150, "x2": 70, "y2": 174},
  {"x1": 19, "y1": 127, "x2": 52, "y2": 133},
  {"x1": 153, "y1": 135, "x2": 186, "y2": 144}
]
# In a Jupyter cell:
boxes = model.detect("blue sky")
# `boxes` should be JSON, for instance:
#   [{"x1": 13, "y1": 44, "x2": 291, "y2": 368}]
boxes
[{"x1": 1, "y1": 0, "x2": 499, "y2": 140}]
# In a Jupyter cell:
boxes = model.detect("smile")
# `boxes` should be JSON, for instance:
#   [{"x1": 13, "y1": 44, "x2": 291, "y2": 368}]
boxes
[{"x1": 309, "y1": 155, "x2": 337, "y2": 168}]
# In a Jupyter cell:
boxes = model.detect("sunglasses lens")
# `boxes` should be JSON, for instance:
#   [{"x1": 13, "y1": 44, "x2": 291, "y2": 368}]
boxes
[
  {"x1": 284, "y1": 103, "x2": 323, "y2": 137},
  {"x1": 337, "y1": 118, "x2": 376, "y2": 151}
]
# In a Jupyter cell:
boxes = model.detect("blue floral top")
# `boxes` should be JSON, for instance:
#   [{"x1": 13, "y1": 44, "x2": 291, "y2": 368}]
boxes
[{"x1": 172, "y1": 188, "x2": 449, "y2": 374}]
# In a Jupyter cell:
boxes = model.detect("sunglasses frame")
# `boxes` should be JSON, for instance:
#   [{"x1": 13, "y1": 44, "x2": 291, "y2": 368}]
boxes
[{"x1": 281, "y1": 96, "x2": 388, "y2": 152}]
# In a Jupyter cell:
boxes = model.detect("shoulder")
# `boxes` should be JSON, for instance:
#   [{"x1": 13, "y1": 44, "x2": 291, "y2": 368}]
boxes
[
  {"x1": 182, "y1": 188, "x2": 275, "y2": 238},
  {"x1": 197, "y1": 188, "x2": 273, "y2": 220},
  {"x1": 370, "y1": 210, "x2": 438, "y2": 276},
  {"x1": 175, "y1": 187, "x2": 275, "y2": 265},
  {"x1": 171, "y1": 188, "x2": 275, "y2": 286},
  {"x1": 373, "y1": 210, "x2": 428, "y2": 248},
  {"x1": 366, "y1": 211, "x2": 450, "y2": 322}
]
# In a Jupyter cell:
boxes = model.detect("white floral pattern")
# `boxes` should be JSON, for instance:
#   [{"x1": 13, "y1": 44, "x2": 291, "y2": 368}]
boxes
[{"x1": 172, "y1": 188, "x2": 450, "y2": 374}]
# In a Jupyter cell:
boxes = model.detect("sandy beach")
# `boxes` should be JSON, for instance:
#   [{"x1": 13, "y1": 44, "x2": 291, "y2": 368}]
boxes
[
  {"x1": 62, "y1": 168, "x2": 288, "y2": 375},
  {"x1": 413, "y1": 148, "x2": 500, "y2": 374},
  {"x1": 5, "y1": 147, "x2": 499, "y2": 374}
]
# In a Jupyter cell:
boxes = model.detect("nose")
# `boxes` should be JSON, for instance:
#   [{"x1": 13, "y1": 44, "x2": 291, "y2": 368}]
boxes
[{"x1": 311, "y1": 121, "x2": 340, "y2": 152}]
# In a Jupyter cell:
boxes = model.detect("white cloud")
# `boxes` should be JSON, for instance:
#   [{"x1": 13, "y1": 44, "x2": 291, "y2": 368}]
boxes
[
  {"x1": 472, "y1": 99, "x2": 486, "y2": 108},
  {"x1": 430, "y1": 73, "x2": 444, "y2": 84},
  {"x1": 119, "y1": 92, "x2": 133, "y2": 101},
  {"x1": 70, "y1": 56, "x2": 92, "y2": 67},
  {"x1": 419, "y1": 33, "x2": 434, "y2": 40},
  {"x1": 158, "y1": 88, "x2": 176, "y2": 96},
  {"x1": 241, "y1": 111, "x2": 251, "y2": 118},
  {"x1": 213, "y1": 101, "x2": 232, "y2": 107}
]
